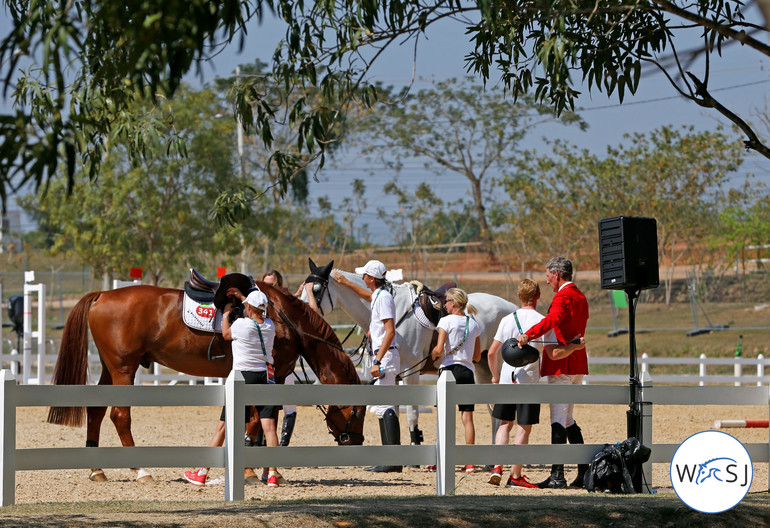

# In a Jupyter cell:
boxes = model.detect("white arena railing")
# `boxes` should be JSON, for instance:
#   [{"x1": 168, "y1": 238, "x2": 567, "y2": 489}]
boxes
[
  {"x1": 1, "y1": 369, "x2": 768, "y2": 506},
  {"x1": 1, "y1": 339, "x2": 769, "y2": 387}
]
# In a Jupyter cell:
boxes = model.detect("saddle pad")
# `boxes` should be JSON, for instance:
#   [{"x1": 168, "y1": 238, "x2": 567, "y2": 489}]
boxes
[
  {"x1": 412, "y1": 300, "x2": 436, "y2": 330},
  {"x1": 183, "y1": 293, "x2": 223, "y2": 333}
]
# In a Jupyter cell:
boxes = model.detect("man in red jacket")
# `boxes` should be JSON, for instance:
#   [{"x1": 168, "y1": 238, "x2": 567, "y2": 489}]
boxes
[{"x1": 518, "y1": 256, "x2": 589, "y2": 489}]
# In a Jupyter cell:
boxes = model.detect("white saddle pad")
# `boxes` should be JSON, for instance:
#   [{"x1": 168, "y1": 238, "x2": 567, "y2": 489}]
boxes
[{"x1": 183, "y1": 293, "x2": 223, "y2": 333}]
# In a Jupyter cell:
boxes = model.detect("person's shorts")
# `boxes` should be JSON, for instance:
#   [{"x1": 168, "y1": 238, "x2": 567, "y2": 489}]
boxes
[
  {"x1": 491, "y1": 402, "x2": 540, "y2": 426},
  {"x1": 218, "y1": 370, "x2": 277, "y2": 422},
  {"x1": 439, "y1": 364, "x2": 475, "y2": 412}
]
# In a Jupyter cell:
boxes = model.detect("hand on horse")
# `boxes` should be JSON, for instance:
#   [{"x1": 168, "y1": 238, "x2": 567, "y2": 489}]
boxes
[{"x1": 226, "y1": 287, "x2": 245, "y2": 301}]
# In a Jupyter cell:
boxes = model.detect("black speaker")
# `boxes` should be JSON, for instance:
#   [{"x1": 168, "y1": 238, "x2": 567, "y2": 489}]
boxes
[{"x1": 598, "y1": 216, "x2": 659, "y2": 291}]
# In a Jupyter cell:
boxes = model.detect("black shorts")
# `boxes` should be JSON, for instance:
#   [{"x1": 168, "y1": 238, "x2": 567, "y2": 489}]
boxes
[
  {"x1": 439, "y1": 364, "x2": 475, "y2": 412},
  {"x1": 218, "y1": 370, "x2": 277, "y2": 422},
  {"x1": 491, "y1": 401, "x2": 540, "y2": 426}
]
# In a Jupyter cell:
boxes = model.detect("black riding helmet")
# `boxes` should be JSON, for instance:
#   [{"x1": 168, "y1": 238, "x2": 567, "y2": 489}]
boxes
[{"x1": 501, "y1": 339, "x2": 539, "y2": 367}]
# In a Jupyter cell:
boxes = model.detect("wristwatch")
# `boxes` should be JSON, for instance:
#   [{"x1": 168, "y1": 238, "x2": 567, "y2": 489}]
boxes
[{"x1": 373, "y1": 359, "x2": 381, "y2": 366}]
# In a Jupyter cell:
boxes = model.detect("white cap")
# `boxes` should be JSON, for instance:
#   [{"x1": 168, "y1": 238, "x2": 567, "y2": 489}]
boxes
[
  {"x1": 244, "y1": 290, "x2": 268, "y2": 311},
  {"x1": 355, "y1": 260, "x2": 387, "y2": 279}
]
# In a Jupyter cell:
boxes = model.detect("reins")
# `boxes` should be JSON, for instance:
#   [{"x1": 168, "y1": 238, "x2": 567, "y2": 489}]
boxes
[{"x1": 267, "y1": 298, "x2": 363, "y2": 445}]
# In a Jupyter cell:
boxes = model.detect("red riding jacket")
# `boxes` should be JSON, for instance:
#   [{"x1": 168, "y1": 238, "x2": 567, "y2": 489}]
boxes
[{"x1": 525, "y1": 282, "x2": 589, "y2": 376}]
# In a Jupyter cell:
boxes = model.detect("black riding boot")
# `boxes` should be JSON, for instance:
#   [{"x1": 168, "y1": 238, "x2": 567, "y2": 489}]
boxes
[
  {"x1": 538, "y1": 423, "x2": 568, "y2": 489},
  {"x1": 279, "y1": 412, "x2": 297, "y2": 447},
  {"x1": 365, "y1": 408, "x2": 402, "y2": 473},
  {"x1": 406, "y1": 426, "x2": 424, "y2": 468},
  {"x1": 566, "y1": 422, "x2": 588, "y2": 488}
]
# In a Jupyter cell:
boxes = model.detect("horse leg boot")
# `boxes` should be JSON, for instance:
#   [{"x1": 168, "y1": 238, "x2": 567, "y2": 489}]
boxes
[
  {"x1": 365, "y1": 408, "x2": 402, "y2": 473},
  {"x1": 279, "y1": 412, "x2": 297, "y2": 447},
  {"x1": 538, "y1": 423, "x2": 567, "y2": 489},
  {"x1": 566, "y1": 422, "x2": 588, "y2": 488}
]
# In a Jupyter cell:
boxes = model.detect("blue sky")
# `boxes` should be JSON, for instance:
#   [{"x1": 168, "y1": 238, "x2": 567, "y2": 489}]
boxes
[{"x1": 2, "y1": 6, "x2": 768, "y2": 237}]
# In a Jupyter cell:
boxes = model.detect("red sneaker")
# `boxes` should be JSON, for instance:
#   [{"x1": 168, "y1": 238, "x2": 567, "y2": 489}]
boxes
[
  {"x1": 267, "y1": 474, "x2": 279, "y2": 488},
  {"x1": 487, "y1": 465, "x2": 503, "y2": 486},
  {"x1": 463, "y1": 464, "x2": 475, "y2": 473},
  {"x1": 506, "y1": 474, "x2": 538, "y2": 489},
  {"x1": 427, "y1": 465, "x2": 437, "y2": 471},
  {"x1": 184, "y1": 468, "x2": 207, "y2": 486}
]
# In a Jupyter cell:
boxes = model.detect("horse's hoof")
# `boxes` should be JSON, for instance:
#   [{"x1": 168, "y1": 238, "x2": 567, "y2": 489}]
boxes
[
  {"x1": 136, "y1": 475, "x2": 154, "y2": 484},
  {"x1": 89, "y1": 470, "x2": 107, "y2": 482}
]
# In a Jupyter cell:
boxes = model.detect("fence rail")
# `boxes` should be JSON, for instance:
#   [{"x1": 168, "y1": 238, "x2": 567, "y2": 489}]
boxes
[
  {"x1": 1, "y1": 368, "x2": 768, "y2": 506},
  {"x1": 2, "y1": 335, "x2": 770, "y2": 387}
]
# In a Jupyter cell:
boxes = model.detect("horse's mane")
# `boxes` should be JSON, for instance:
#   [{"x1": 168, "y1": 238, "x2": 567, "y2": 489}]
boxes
[
  {"x1": 332, "y1": 268, "x2": 411, "y2": 293},
  {"x1": 263, "y1": 282, "x2": 360, "y2": 384}
]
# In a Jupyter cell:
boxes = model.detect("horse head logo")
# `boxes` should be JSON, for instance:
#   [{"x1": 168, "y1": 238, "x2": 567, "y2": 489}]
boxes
[{"x1": 696, "y1": 457, "x2": 737, "y2": 485}]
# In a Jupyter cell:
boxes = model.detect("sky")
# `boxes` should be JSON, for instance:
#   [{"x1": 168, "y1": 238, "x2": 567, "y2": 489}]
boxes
[{"x1": 2, "y1": 5, "x2": 769, "y2": 238}]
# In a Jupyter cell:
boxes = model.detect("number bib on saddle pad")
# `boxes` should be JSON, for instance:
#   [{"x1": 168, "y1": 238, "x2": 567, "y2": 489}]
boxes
[{"x1": 182, "y1": 293, "x2": 224, "y2": 333}]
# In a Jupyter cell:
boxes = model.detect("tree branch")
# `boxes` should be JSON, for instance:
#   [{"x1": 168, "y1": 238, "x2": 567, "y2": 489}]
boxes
[{"x1": 686, "y1": 72, "x2": 770, "y2": 159}]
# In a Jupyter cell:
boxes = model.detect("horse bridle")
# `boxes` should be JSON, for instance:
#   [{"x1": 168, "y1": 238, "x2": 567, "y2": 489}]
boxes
[
  {"x1": 307, "y1": 273, "x2": 334, "y2": 316},
  {"x1": 270, "y1": 300, "x2": 365, "y2": 445}
]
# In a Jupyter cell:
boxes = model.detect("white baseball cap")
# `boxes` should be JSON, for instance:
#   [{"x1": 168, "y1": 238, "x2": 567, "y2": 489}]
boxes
[
  {"x1": 355, "y1": 259, "x2": 387, "y2": 279},
  {"x1": 244, "y1": 290, "x2": 268, "y2": 311}
]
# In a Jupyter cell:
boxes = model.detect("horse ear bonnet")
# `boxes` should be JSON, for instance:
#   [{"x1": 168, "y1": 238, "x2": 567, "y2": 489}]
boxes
[{"x1": 501, "y1": 339, "x2": 539, "y2": 368}]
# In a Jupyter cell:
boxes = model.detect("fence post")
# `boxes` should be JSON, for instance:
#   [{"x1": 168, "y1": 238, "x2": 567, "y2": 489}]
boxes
[
  {"x1": 436, "y1": 369, "x2": 456, "y2": 496},
  {"x1": 224, "y1": 370, "x2": 245, "y2": 501},
  {"x1": 699, "y1": 354, "x2": 706, "y2": 387},
  {"x1": 0, "y1": 370, "x2": 17, "y2": 506},
  {"x1": 757, "y1": 354, "x2": 765, "y2": 387},
  {"x1": 639, "y1": 371, "x2": 653, "y2": 493}
]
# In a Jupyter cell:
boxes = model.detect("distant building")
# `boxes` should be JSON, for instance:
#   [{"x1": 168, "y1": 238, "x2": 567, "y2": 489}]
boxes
[{"x1": 0, "y1": 211, "x2": 23, "y2": 253}]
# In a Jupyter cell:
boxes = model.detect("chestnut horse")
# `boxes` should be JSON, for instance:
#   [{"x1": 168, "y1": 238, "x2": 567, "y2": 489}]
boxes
[{"x1": 46, "y1": 279, "x2": 365, "y2": 482}]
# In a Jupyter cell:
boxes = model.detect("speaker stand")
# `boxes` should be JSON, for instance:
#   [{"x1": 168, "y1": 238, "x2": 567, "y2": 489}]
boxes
[{"x1": 624, "y1": 287, "x2": 644, "y2": 492}]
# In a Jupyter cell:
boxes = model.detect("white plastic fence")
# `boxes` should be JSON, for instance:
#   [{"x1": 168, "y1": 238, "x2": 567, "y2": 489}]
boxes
[
  {"x1": 587, "y1": 354, "x2": 770, "y2": 386},
  {"x1": 1, "y1": 368, "x2": 768, "y2": 506},
  {"x1": 2, "y1": 340, "x2": 769, "y2": 387}
]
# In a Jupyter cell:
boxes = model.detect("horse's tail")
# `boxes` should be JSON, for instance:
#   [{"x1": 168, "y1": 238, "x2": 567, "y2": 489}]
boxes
[{"x1": 47, "y1": 291, "x2": 101, "y2": 427}]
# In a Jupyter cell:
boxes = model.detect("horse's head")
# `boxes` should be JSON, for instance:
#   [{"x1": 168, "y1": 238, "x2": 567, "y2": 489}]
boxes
[
  {"x1": 324, "y1": 404, "x2": 366, "y2": 445},
  {"x1": 302, "y1": 258, "x2": 335, "y2": 314}
]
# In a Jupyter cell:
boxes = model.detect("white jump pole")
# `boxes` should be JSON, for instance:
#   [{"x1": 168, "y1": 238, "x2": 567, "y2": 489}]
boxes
[
  {"x1": 758, "y1": 354, "x2": 765, "y2": 387},
  {"x1": 22, "y1": 272, "x2": 45, "y2": 385}
]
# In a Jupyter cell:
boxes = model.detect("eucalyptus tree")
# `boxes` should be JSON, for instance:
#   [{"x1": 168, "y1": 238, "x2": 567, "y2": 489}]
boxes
[
  {"x1": 356, "y1": 77, "x2": 585, "y2": 259},
  {"x1": 2, "y1": 1, "x2": 767, "y2": 218},
  {"x1": 18, "y1": 86, "x2": 236, "y2": 285},
  {"x1": 506, "y1": 125, "x2": 744, "y2": 303}
]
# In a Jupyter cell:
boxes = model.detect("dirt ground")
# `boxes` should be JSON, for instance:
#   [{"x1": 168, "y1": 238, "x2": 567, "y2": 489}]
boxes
[{"x1": 11, "y1": 402, "x2": 769, "y2": 504}]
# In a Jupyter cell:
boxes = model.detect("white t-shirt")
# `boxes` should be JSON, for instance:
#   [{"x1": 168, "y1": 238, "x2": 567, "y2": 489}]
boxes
[
  {"x1": 493, "y1": 309, "x2": 555, "y2": 384},
  {"x1": 231, "y1": 317, "x2": 275, "y2": 372},
  {"x1": 369, "y1": 287, "x2": 398, "y2": 351},
  {"x1": 437, "y1": 313, "x2": 481, "y2": 372}
]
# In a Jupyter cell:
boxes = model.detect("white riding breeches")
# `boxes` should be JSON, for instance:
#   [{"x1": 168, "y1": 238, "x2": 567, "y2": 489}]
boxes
[{"x1": 546, "y1": 374, "x2": 584, "y2": 427}]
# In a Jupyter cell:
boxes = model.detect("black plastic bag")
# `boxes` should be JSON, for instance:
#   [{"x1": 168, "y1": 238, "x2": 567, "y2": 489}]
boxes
[{"x1": 585, "y1": 437, "x2": 651, "y2": 494}]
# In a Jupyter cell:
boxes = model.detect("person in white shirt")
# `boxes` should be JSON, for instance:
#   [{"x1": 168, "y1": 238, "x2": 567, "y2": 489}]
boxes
[
  {"x1": 183, "y1": 289, "x2": 281, "y2": 487},
  {"x1": 485, "y1": 278, "x2": 556, "y2": 488},
  {"x1": 332, "y1": 260, "x2": 402, "y2": 473},
  {"x1": 431, "y1": 288, "x2": 481, "y2": 473}
]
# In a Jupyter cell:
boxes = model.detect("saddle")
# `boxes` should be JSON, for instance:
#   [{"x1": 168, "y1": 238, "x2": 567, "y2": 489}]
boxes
[
  {"x1": 409, "y1": 280, "x2": 456, "y2": 327},
  {"x1": 184, "y1": 269, "x2": 219, "y2": 303}
]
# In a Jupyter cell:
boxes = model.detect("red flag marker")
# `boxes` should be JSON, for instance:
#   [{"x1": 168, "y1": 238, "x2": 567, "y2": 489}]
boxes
[
  {"x1": 129, "y1": 267, "x2": 143, "y2": 279},
  {"x1": 216, "y1": 267, "x2": 226, "y2": 278}
]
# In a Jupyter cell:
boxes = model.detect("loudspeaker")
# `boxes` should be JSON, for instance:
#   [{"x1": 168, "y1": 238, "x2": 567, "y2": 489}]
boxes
[{"x1": 598, "y1": 216, "x2": 659, "y2": 291}]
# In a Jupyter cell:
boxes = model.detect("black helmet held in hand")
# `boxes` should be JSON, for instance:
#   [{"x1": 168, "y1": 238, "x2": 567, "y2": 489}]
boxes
[{"x1": 501, "y1": 339, "x2": 539, "y2": 367}]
